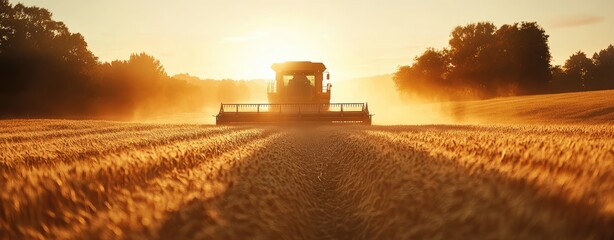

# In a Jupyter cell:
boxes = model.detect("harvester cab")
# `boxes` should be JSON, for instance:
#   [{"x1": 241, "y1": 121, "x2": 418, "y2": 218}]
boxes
[{"x1": 215, "y1": 61, "x2": 372, "y2": 125}]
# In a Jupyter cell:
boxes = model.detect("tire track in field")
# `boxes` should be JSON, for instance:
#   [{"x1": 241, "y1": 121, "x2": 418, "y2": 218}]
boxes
[
  {"x1": 0, "y1": 125, "x2": 244, "y2": 173},
  {"x1": 0, "y1": 128, "x2": 275, "y2": 239},
  {"x1": 147, "y1": 127, "x2": 365, "y2": 239},
  {"x1": 302, "y1": 129, "x2": 363, "y2": 239}
]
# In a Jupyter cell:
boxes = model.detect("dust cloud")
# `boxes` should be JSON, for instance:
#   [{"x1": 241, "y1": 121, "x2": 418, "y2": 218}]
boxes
[
  {"x1": 332, "y1": 75, "x2": 454, "y2": 125},
  {"x1": 148, "y1": 75, "x2": 455, "y2": 125},
  {"x1": 333, "y1": 75, "x2": 614, "y2": 125}
]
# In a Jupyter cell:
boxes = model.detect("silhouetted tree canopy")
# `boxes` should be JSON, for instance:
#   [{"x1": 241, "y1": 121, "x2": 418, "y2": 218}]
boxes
[
  {"x1": 447, "y1": 22, "x2": 498, "y2": 96},
  {"x1": 549, "y1": 45, "x2": 614, "y2": 93},
  {"x1": 495, "y1": 22, "x2": 552, "y2": 95},
  {"x1": 0, "y1": 1, "x2": 259, "y2": 119},
  {"x1": 0, "y1": 0, "x2": 98, "y2": 117},
  {"x1": 564, "y1": 51, "x2": 593, "y2": 91},
  {"x1": 587, "y1": 45, "x2": 614, "y2": 90},
  {"x1": 393, "y1": 48, "x2": 453, "y2": 100},
  {"x1": 396, "y1": 21, "x2": 613, "y2": 101}
]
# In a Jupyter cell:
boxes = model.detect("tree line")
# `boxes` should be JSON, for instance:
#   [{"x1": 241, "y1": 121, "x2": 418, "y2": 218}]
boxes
[
  {"x1": 0, "y1": 1, "x2": 260, "y2": 119},
  {"x1": 393, "y1": 22, "x2": 614, "y2": 101},
  {"x1": 550, "y1": 47, "x2": 614, "y2": 93}
]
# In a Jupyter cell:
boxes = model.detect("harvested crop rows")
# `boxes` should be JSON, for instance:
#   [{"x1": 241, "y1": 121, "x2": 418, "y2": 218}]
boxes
[{"x1": 1, "y1": 120, "x2": 613, "y2": 239}]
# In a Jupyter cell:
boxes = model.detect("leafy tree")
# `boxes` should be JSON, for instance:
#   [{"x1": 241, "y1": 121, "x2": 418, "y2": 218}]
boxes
[
  {"x1": 395, "y1": 21, "x2": 553, "y2": 100},
  {"x1": 549, "y1": 45, "x2": 614, "y2": 93},
  {"x1": 393, "y1": 48, "x2": 453, "y2": 100},
  {"x1": 413, "y1": 48, "x2": 450, "y2": 83},
  {"x1": 495, "y1": 22, "x2": 551, "y2": 94},
  {"x1": 548, "y1": 65, "x2": 567, "y2": 93},
  {"x1": 563, "y1": 51, "x2": 593, "y2": 91},
  {"x1": 0, "y1": 1, "x2": 97, "y2": 117},
  {"x1": 0, "y1": 1, "x2": 244, "y2": 119},
  {"x1": 448, "y1": 22, "x2": 497, "y2": 95},
  {"x1": 588, "y1": 45, "x2": 614, "y2": 90}
]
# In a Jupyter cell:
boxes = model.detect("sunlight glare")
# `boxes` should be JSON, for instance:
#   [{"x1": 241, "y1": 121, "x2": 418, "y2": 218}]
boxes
[{"x1": 222, "y1": 29, "x2": 326, "y2": 79}]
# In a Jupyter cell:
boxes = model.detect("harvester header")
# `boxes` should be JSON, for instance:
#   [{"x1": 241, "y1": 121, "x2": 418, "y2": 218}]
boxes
[{"x1": 216, "y1": 61, "x2": 372, "y2": 125}]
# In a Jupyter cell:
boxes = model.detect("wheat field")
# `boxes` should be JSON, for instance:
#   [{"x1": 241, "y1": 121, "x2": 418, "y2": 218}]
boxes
[{"x1": 0, "y1": 117, "x2": 612, "y2": 239}]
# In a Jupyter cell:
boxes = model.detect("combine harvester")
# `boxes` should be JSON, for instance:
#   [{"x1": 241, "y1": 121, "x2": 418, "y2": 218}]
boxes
[{"x1": 216, "y1": 61, "x2": 372, "y2": 125}]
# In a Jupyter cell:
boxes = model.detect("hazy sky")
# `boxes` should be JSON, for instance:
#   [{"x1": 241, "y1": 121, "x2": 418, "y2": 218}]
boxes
[{"x1": 16, "y1": 0, "x2": 614, "y2": 80}]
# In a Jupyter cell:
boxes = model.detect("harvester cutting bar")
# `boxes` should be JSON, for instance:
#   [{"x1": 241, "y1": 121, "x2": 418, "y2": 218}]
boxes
[{"x1": 216, "y1": 103, "x2": 372, "y2": 125}]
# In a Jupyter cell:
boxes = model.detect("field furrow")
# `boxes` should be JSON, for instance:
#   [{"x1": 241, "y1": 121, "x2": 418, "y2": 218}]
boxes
[
  {"x1": 56, "y1": 132, "x2": 285, "y2": 239},
  {"x1": 1, "y1": 119, "x2": 612, "y2": 239},
  {"x1": 365, "y1": 125, "x2": 614, "y2": 215},
  {"x1": 0, "y1": 123, "x2": 168, "y2": 143},
  {"x1": 331, "y1": 127, "x2": 613, "y2": 239},
  {"x1": 0, "y1": 120, "x2": 114, "y2": 135},
  {"x1": 0, "y1": 127, "x2": 274, "y2": 239},
  {"x1": 0, "y1": 125, "x2": 243, "y2": 172}
]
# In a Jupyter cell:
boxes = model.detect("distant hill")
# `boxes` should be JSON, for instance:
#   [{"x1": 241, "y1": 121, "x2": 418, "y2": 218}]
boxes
[{"x1": 440, "y1": 90, "x2": 614, "y2": 125}]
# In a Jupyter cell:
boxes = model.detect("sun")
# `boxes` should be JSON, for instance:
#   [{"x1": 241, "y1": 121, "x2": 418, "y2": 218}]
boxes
[{"x1": 222, "y1": 30, "x2": 325, "y2": 79}]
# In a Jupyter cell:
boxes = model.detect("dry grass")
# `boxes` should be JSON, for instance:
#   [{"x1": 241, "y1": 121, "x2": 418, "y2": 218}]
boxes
[
  {"x1": 1, "y1": 91, "x2": 613, "y2": 239},
  {"x1": 442, "y1": 90, "x2": 614, "y2": 124}
]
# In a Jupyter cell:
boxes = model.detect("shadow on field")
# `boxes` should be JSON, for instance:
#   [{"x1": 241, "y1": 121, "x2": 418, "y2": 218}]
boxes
[
  {"x1": 2, "y1": 128, "x2": 250, "y2": 239},
  {"x1": 155, "y1": 133, "x2": 290, "y2": 239},
  {"x1": 336, "y1": 126, "x2": 614, "y2": 239},
  {"x1": 154, "y1": 128, "x2": 362, "y2": 239},
  {"x1": 155, "y1": 126, "x2": 614, "y2": 239}
]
